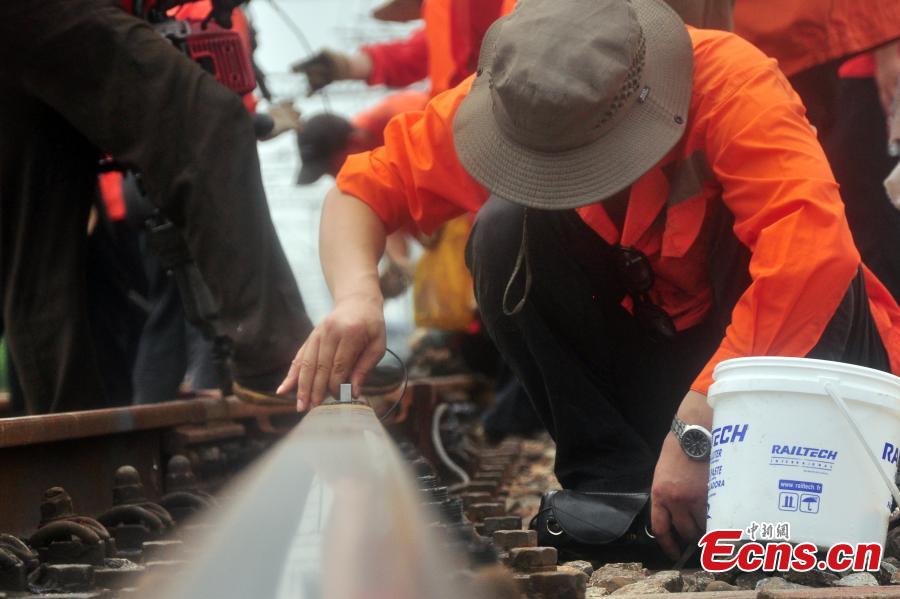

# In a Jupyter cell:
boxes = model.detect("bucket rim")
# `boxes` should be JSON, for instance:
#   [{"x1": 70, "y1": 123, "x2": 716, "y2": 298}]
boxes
[{"x1": 713, "y1": 357, "x2": 900, "y2": 388}]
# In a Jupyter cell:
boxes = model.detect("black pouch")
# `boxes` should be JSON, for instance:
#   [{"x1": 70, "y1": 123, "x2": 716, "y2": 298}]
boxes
[{"x1": 531, "y1": 489, "x2": 663, "y2": 563}]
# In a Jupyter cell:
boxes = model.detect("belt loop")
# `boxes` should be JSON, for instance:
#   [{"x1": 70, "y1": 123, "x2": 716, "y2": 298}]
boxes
[{"x1": 502, "y1": 208, "x2": 532, "y2": 316}]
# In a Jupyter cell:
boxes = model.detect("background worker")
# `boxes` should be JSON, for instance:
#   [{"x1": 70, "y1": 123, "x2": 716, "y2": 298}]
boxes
[
  {"x1": 296, "y1": 91, "x2": 429, "y2": 185},
  {"x1": 0, "y1": 0, "x2": 312, "y2": 413},
  {"x1": 296, "y1": 90, "x2": 428, "y2": 302},
  {"x1": 734, "y1": 0, "x2": 900, "y2": 299},
  {"x1": 293, "y1": 0, "x2": 735, "y2": 102},
  {"x1": 292, "y1": 0, "x2": 507, "y2": 99},
  {"x1": 278, "y1": 0, "x2": 900, "y2": 558}
]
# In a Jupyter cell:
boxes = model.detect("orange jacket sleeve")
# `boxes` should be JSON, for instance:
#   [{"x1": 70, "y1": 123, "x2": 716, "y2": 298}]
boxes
[
  {"x1": 336, "y1": 78, "x2": 489, "y2": 235},
  {"x1": 734, "y1": 0, "x2": 900, "y2": 77},
  {"x1": 690, "y1": 34, "x2": 861, "y2": 392},
  {"x1": 361, "y1": 28, "x2": 430, "y2": 88}
]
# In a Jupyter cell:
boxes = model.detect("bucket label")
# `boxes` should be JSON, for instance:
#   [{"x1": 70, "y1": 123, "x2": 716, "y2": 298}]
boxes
[
  {"x1": 712, "y1": 424, "x2": 748, "y2": 447},
  {"x1": 778, "y1": 479, "x2": 823, "y2": 493},
  {"x1": 770, "y1": 444, "x2": 837, "y2": 474},
  {"x1": 777, "y1": 479, "x2": 822, "y2": 514},
  {"x1": 708, "y1": 424, "x2": 748, "y2": 498},
  {"x1": 882, "y1": 442, "x2": 899, "y2": 465}
]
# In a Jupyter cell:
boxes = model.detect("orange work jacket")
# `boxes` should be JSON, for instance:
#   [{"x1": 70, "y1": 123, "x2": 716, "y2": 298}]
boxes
[
  {"x1": 500, "y1": 0, "x2": 734, "y2": 30},
  {"x1": 337, "y1": 27, "x2": 900, "y2": 394},
  {"x1": 734, "y1": 0, "x2": 900, "y2": 77},
  {"x1": 363, "y1": 0, "x2": 506, "y2": 98},
  {"x1": 352, "y1": 91, "x2": 430, "y2": 147},
  {"x1": 422, "y1": 0, "x2": 506, "y2": 97}
]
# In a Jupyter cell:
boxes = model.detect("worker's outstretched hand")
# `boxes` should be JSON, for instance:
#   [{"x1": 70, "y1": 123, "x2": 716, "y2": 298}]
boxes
[
  {"x1": 277, "y1": 293, "x2": 386, "y2": 412},
  {"x1": 291, "y1": 50, "x2": 350, "y2": 95},
  {"x1": 650, "y1": 390, "x2": 711, "y2": 560}
]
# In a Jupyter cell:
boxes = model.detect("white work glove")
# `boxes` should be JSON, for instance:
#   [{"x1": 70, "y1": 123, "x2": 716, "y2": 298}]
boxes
[{"x1": 262, "y1": 102, "x2": 302, "y2": 141}]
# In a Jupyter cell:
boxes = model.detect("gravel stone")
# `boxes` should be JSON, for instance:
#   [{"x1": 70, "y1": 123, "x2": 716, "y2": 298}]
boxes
[
  {"x1": 834, "y1": 572, "x2": 879, "y2": 587},
  {"x1": 682, "y1": 570, "x2": 714, "y2": 592},
  {"x1": 563, "y1": 560, "x2": 594, "y2": 577},
  {"x1": 589, "y1": 564, "x2": 648, "y2": 594},
  {"x1": 713, "y1": 570, "x2": 739, "y2": 585},
  {"x1": 734, "y1": 572, "x2": 767, "y2": 590},
  {"x1": 588, "y1": 563, "x2": 647, "y2": 593},
  {"x1": 887, "y1": 527, "x2": 900, "y2": 560},
  {"x1": 879, "y1": 561, "x2": 900, "y2": 585},
  {"x1": 782, "y1": 569, "x2": 840, "y2": 587},
  {"x1": 611, "y1": 570, "x2": 683, "y2": 595},
  {"x1": 705, "y1": 580, "x2": 741, "y2": 592},
  {"x1": 756, "y1": 577, "x2": 811, "y2": 591}
]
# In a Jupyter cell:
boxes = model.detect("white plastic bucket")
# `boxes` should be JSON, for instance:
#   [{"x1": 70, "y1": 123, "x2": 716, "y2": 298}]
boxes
[{"x1": 707, "y1": 357, "x2": 900, "y2": 548}]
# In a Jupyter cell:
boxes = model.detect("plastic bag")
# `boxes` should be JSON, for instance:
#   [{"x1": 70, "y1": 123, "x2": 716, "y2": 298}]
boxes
[{"x1": 413, "y1": 216, "x2": 476, "y2": 331}]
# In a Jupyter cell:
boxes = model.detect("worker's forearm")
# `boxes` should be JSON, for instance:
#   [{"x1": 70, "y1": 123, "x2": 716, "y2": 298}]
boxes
[
  {"x1": 320, "y1": 186, "x2": 387, "y2": 304},
  {"x1": 347, "y1": 52, "x2": 374, "y2": 81}
]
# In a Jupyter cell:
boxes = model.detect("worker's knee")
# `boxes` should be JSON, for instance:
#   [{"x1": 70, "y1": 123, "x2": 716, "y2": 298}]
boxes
[
  {"x1": 467, "y1": 195, "x2": 528, "y2": 315},
  {"x1": 467, "y1": 195, "x2": 526, "y2": 278}
]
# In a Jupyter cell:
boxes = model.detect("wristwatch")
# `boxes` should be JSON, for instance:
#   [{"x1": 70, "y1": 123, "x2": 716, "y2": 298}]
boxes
[{"x1": 671, "y1": 415, "x2": 712, "y2": 461}]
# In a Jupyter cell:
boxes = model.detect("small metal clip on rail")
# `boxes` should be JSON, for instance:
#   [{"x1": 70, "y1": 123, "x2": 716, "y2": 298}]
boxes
[{"x1": 339, "y1": 383, "x2": 353, "y2": 405}]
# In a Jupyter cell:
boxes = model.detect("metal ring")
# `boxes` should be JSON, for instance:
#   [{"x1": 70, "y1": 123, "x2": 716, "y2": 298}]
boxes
[
  {"x1": 546, "y1": 518, "x2": 563, "y2": 537},
  {"x1": 644, "y1": 524, "x2": 656, "y2": 539}
]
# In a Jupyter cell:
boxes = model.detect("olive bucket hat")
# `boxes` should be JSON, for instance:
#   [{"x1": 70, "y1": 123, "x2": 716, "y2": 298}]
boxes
[{"x1": 453, "y1": 0, "x2": 693, "y2": 209}]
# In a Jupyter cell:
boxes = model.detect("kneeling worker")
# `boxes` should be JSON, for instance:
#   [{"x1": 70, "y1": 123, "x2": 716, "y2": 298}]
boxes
[{"x1": 278, "y1": 0, "x2": 900, "y2": 557}]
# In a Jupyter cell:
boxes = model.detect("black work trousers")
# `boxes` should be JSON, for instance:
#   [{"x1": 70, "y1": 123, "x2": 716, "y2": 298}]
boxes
[
  {"x1": 0, "y1": 0, "x2": 312, "y2": 413},
  {"x1": 467, "y1": 196, "x2": 890, "y2": 493}
]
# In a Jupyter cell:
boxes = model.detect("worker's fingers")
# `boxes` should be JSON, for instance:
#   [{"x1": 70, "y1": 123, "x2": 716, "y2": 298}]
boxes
[
  {"x1": 691, "y1": 503, "x2": 708, "y2": 539},
  {"x1": 651, "y1": 503, "x2": 681, "y2": 560},
  {"x1": 328, "y1": 336, "x2": 360, "y2": 399},
  {"x1": 671, "y1": 507, "x2": 702, "y2": 548},
  {"x1": 277, "y1": 344, "x2": 305, "y2": 396},
  {"x1": 295, "y1": 334, "x2": 321, "y2": 412},
  {"x1": 310, "y1": 331, "x2": 340, "y2": 408},
  {"x1": 350, "y1": 335, "x2": 386, "y2": 397}
]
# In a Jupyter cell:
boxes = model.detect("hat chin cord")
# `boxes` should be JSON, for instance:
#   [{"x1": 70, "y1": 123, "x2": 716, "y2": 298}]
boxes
[{"x1": 502, "y1": 208, "x2": 532, "y2": 317}]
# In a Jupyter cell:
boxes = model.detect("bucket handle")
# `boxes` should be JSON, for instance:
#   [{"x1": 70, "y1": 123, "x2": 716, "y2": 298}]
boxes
[{"x1": 821, "y1": 379, "x2": 900, "y2": 522}]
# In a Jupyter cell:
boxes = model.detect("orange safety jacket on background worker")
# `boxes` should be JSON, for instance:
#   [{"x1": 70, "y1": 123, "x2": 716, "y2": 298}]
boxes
[
  {"x1": 336, "y1": 26, "x2": 900, "y2": 394},
  {"x1": 352, "y1": 91, "x2": 430, "y2": 146},
  {"x1": 733, "y1": 0, "x2": 900, "y2": 77},
  {"x1": 362, "y1": 0, "x2": 506, "y2": 97},
  {"x1": 362, "y1": 29, "x2": 430, "y2": 89}
]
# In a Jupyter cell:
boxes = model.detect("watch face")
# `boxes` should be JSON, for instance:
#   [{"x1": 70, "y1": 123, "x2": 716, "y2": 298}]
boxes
[{"x1": 681, "y1": 428, "x2": 711, "y2": 460}]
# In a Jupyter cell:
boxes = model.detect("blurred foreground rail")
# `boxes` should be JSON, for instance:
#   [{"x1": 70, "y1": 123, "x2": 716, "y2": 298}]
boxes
[{"x1": 0, "y1": 396, "x2": 301, "y2": 537}]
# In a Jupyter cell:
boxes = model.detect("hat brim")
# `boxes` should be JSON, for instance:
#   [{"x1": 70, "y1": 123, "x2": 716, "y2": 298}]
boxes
[
  {"x1": 297, "y1": 160, "x2": 329, "y2": 185},
  {"x1": 453, "y1": 0, "x2": 693, "y2": 210}
]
